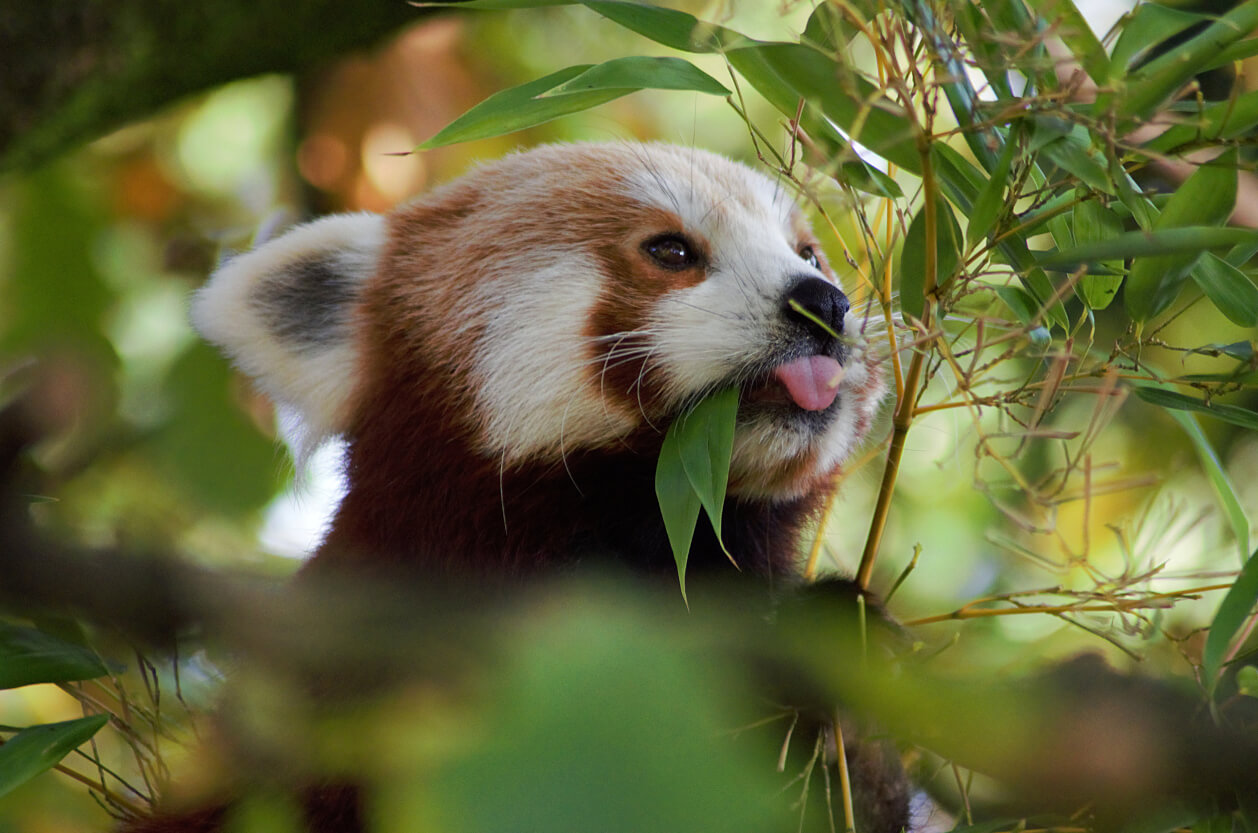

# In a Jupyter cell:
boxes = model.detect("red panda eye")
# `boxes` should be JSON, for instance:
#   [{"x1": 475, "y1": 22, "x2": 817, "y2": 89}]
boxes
[
  {"x1": 799, "y1": 246, "x2": 820, "y2": 270},
  {"x1": 643, "y1": 234, "x2": 699, "y2": 270}
]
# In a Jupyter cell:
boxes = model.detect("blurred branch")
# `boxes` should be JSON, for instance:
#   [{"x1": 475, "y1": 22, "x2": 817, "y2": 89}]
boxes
[
  {"x1": 0, "y1": 0, "x2": 430, "y2": 174},
  {"x1": 2, "y1": 384, "x2": 1256, "y2": 824}
]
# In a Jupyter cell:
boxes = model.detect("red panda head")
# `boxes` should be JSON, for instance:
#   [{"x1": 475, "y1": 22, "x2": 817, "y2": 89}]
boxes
[{"x1": 194, "y1": 143, "x2": 884, "y2": 570}]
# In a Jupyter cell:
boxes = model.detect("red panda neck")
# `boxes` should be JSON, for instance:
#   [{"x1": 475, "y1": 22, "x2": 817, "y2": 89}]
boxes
[{"x1": 315, "y1": 364, "x2": 820, "y2": 579}]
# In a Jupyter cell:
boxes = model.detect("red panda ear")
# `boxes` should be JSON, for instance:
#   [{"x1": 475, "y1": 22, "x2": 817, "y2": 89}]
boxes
[{"x1": 191, "y1": 213, "x2": 384, "y2": 447}]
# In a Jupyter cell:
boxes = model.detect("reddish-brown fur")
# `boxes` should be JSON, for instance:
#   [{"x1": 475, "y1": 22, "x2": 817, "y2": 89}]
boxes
[{"x1": 317, "y1": 164, "x2": 827, "y2": 577}]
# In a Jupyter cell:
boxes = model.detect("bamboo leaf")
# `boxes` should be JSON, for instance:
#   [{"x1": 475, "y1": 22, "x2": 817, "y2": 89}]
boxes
[
  {"x1": 1025, "y1": 0, "x2": 1108, "y2": 84},
  {"x1": 1204, "y1": 546, "x2": 1258, "y2": 691},
  {"x1": 1144, "y1": 89, "x2": 1258, "y2": 154},
  {"x1": 725, "y1": 43, "x2": 921, "y2": 172},
  {"x1": 582, "y1": 0, "x2": 747, "y2": 53},
  {"x1": 1163, "y1": 408, "x2": 1250, "y2": 568},
  {"x1": 995, "y1": 285, "x2": 1039, "y2": 325},
  {"x1": 1192, "y1": 253, "x2": 1258, "y2": 327},
  {"x1": 1040, "y1": 227, "x2": 1257, "y2": 269},
  {"x1": 1115, "y1": 1, "x2": 1258, "y2": 121},
  {"x1": 675, "y1": 387, "x2": 739, "y2": 555},
  {"x1": 1134, "y1": 386, "x2": 1258, "y2": 432},
  {"x1": 1127, "y1": 148, "x2": 1239, "y2": 321},
  {"x1": 966, "y1": 129, "x2": 1017, "y2": 248},
  {"x1": 1039, "y1": 128, "x2": 1113, "y2": 194},
  {"x1": 1071, "y1": 200, "x2": 1125, "y2": 310},
  {"x1": 0, "y1": 623, "x2": 108, "y2": 689},
  {"x1": 419, "y1": 65, "x2": 623, "y2": 148},
  {"x1": 0, "y1": 715, "x2": 109, "y2": 800},
  {"x1": 900, "y1": 194, "x2": 964, "y2": 321},
  {"x1": 655, "y1": 427, "x2": 702, "y2": 605},
  {"x1": 1109, "y1": 4, "x2": 1205, "y2": 77},
  {"x1": 540, "y1": 56, "x2": 730, "y2": 97}
]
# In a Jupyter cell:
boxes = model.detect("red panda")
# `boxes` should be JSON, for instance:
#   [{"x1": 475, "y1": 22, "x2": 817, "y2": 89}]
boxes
[
  {"x1": 194, "y1": 142, "x2": 885, "y2": 580},
  {"x1": 129, "y1": 142, "x2": 901, "y2": 833}
]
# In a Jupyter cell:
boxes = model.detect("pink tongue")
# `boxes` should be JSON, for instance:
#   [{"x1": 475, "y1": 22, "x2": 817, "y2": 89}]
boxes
[{"x1": 773, "y1": 356, "x2": 845, "y2": 411}]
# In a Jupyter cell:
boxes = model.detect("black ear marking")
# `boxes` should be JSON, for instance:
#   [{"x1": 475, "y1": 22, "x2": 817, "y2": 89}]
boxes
[{"x1": 257, "y1": 257, "x2": 360, "y2": 349}]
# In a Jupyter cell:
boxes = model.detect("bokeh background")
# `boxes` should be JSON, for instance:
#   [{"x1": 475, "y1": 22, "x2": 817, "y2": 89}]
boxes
[{"x1": 2, "y1": 1, "x2": 1255, "y2": 830}]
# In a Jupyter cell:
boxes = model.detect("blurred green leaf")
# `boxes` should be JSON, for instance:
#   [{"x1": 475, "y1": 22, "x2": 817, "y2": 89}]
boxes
[
  {"x1": 0, "y1": 623, "x2": 108, "y2": 689},
  {"x1": 582, "y1": 0, "x2": 747, "y2": 52},
  {"x1": 930, "y1": 142, "x2": 982, "y2": 209},
  {"x1": 966, "y1": 133, "x2": 1016, "y2": 249},
  {"x1": 900, "y1": 193, "x2": 964, "y2": 322},
  {"x1": 428, "y1": 602, "x2": 777, "y2": 833},
  {"x1": 1204, "y1": 546, "x2": 1258, "y2": 691},
  {"x1": 1163, "y1": 409, "x2": 1250, "y2": 568},
  {"x1": 419, "y1": 65, "x2": 625, "y2": 148},
  {"x1": 0, "y1": 715, "x2": 109, "y2": 800},
  {"x1": 225, "y1": 791, "x2": 303, "y2": 833},
  {"x1": 1039, "y1": 125, "x2": 1113, "y2": 194},
  {"x1": 1072, "y1": 200, "x2": 1125, "y2": 310},
  {"x1": 1115, "y1": 2, "x2": 1258, "y2": 121},
  {"x1": 1025, "y1": 0, "x2": 1108, "y2": 83},
  {"x1": 540, "y1": 56, "x2": 729, "y2": 97},
  {"x1": 1041, "y1": 227, "x2": 1256, "y2": 270},
  {"x1": 725, "y1": 42, "x2": 921, "y2": 172},
  {"x1": 1127, "y1": 148, "x2": 1238, "y2": 321},
  {"x1": 152, "y1": 342, "x2": 282, "y2": 516},
  {"x1": 802, "y1": 1, "x2": 857, "y2": 52},
  {"x1": 1191, "y1": 253, "x2": 1258, "y2": 327},
  {"x1": 1134, "y1": 385, "x2": 1258, "y2": 432},
  {"x1": 995, "y1": 285, "x2": 1039, "y2": 325},
  {"x1": 1109, "y1": 4, "x2": 1204, "y2": 77},
  {"x1": 1144, "y1": 89, "x2": 1258, "y2": 154},
  {"x1": 905, "y1": 0, "x2": 1002, "y2": 170},
  {"x1": 1238, "y1": 665, "x2": 1258, "y2": 698}
]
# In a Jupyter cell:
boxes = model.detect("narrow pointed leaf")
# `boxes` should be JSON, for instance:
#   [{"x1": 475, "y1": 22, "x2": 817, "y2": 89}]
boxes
[
  {"x1": 1165, "y1": 409, "x2": 1250, "y2": 568},
  {"x1": 582, "y1": 0, "x2": 747, "y2": 53},
  {"x1": 541, "y1": 56, "x2": 730, "y2": 97},
  {"x1": 966, "y1": 133, "x2": 1017, "y2": 249},
  {"x1": 419, "y1": 66, "x2": 622, "y2": 148},
  {"x1": 655, "y1": 428, "x2": 702, "y2": 604},
  {"x1": 1071, "y1": 201, "x2": 1125, "y2": 310},
  {"x1": 1025, "y1": 0, "x2": 1108, "y2": 83},
  {"x1": 995, "y1": 285, "x2": 1039, "y2": 325},
  {"x1": 1204, "y1": 546, "x2": 1258, "y2": 690},
  {"x1": 726, "y1": 43, "x2": 921, "y2": 172},
  {"x1": 1127, "y1": 149, "x2": 1238, "y2": 321},
  {"x1": 1109, "y1": 4, "x2": 1205, "y2": 77},
  {"x1": 1192, "y1": 253, "x2": 1258, "y2": 327},
  {"x1": 675, "y1": 387, "x2": 739, "y2": 554},
  {"x1": 1115, "y1": 1, "x2": 1258, "y2": 121},
  {"x1": 0, "y1": 715, "x2": 109, "y2": 799},
  {"x1": 1040, "y1": 227, "x2": 1258, "y2": 270},
  {"x1": 1040, "y1": 130, "x2": 1113, "y2": 194},
  {"x1": 1134, "y1": 386, "x2": 1258, "y2": 432},
  {"x1": 1145, "y1": 89, "x2": 1258, "y2": 154},
  {"x1": 0, "y1": 624, "x2": 108, "y2": 689},
  {"x1": 900, "y1": 194, "x2": 964, "y2": 321}
]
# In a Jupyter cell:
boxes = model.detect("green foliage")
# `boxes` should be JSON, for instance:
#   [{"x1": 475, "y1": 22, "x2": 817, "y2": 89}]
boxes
[
  {"x1": 654, "y1": 386, "x2": 738, "y2": 601},
  {"x1": 5, "y1": 0, "x2": 1258, "y2": 829},
  {"x1": 0, "y1": 623, "x2": 108, "y2": 689},
  {"x1": 0, "y1": 715, "x2": 109, "y2": 801},
  {"x1": 419, "y1": 0, "x2": 1258, "y2": 823}
]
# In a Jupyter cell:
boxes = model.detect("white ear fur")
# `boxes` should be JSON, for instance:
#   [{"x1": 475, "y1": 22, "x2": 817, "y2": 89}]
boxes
[{"x1": 191, "y1": 213, "x2": 384, "y2": 450}]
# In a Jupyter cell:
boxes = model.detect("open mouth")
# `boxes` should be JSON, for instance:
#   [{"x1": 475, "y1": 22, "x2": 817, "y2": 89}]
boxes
[{"x1": 743, "y1": 354, "x2": 846, "y2": 412}]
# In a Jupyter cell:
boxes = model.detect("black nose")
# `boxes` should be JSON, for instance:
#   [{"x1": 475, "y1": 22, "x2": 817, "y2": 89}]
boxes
[{"x1": 784, "y1": 276, "x2": 848, "y2": 340}]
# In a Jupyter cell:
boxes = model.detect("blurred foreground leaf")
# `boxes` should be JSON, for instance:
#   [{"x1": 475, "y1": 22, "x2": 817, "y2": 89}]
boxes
[
  {"x1": 0, "y1": 623, "x2": 108, "y2": 689},
  {"x1": 0, "y1": 715, "x2": 109, "y2": 800}
]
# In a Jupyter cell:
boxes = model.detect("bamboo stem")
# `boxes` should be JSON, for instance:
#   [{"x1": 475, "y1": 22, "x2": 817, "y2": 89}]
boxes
[{"x1": 856, "y1": 143, "x2": 938, "y2": 590}]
